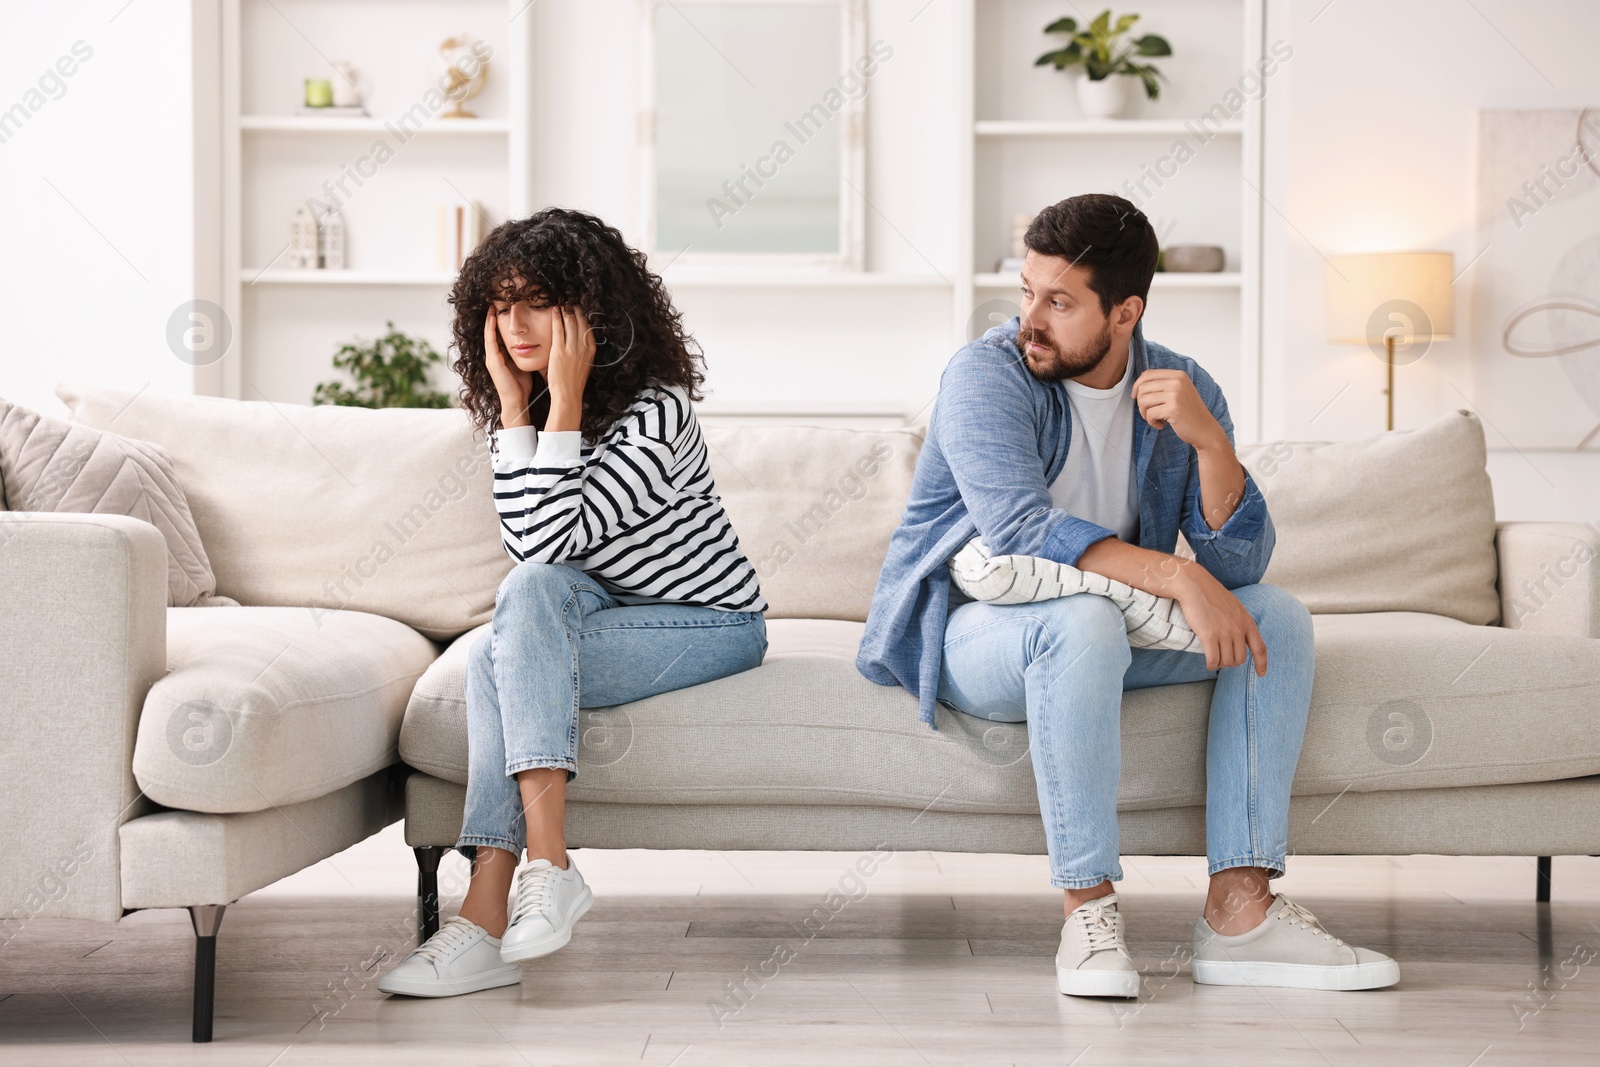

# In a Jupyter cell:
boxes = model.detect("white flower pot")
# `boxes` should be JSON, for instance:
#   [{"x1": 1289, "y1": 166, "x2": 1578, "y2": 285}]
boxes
[{"x1": 1076, "y1": 73, "x2": 1131, "y2": 119}]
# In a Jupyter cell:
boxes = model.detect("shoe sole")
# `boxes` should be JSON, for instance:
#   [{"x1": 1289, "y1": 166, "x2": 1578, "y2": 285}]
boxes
[
  {"x1": 1056, "y1": 964, "x2": 1141, "y2": 998},
  {"x1": 1191, "y1": 956, "x2": 1400, "y2": 990},
  {"x1": 377, "y1": 963, "x2": 523, "y2": 998},
  {"x1": 499, "y1": 885, "x2": 594, "y2": 963}
]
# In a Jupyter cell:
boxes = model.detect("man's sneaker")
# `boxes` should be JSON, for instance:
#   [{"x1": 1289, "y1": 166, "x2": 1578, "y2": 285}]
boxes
[
  {"x1": 1056, "y1": 892, "x2": 1140, "y2": 998},
  {"x1": 376, "y1": 915, "x2": 523, "y2": 998},
  {"x1": 500, "y1": 856, "x2": 594, "y2": 963},
  {"x1": 1191, "y1": 893, "x2": 1400, "y2": 990}
]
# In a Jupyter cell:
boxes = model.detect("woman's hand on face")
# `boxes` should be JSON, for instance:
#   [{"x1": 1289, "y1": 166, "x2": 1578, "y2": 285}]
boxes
[
  {"x1": 484, "y1": 306, "x2": 533, "y2": 427},
  {"x1": 546, "y1": 305, "x2": 596, "y2": 406}
]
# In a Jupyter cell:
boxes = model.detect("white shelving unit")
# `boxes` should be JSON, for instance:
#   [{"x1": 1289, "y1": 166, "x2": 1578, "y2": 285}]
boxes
[
  {"x1": 955, "y1": 0, "x2": 1267, "y2": 441},
  {"x1": 213, "y1": 0, "x2": 535, "y2": 403}
]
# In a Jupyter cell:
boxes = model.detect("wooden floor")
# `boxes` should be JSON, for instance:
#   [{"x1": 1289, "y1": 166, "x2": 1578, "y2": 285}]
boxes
[{"x1": 2, "y1": 826, "x2": 1597, "y2": 1065}]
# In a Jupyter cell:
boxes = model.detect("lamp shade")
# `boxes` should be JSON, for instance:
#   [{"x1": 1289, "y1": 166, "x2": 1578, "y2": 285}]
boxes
[{"x1": 1325, "y1": 252, "x2": 1455, "y2": 345}]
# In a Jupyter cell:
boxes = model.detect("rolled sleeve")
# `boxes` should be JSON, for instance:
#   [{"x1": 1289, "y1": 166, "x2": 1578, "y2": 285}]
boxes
[
  {"x1": 1183, "y1": 465, "x2": 1268, "y2": 557},
  {"x1": 1041, "y1": 513, "x2": 1120, "y2": 567}
]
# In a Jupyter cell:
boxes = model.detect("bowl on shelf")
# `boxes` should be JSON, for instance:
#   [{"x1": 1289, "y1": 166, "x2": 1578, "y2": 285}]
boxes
[{"x1": 1161, "y1": 245, "x2": 1225, "y2": 273}]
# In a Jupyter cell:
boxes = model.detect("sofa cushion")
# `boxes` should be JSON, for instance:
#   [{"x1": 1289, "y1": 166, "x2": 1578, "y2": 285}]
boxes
[
  {"x1": 56, "y1": 381, "x2": 513, "y2": 641},
  {"x1": 134, "y1": 606, "x2": 438, "y2": 813},
  {"x1": 702, "y1": 424, "x2": 925, "y2": 622},
  {"x1": 399, "y1": 609, "x2": 1600, "y2": 813},
  {"x1": 0, "y1": 396, "x2": 232, "y2": 607},
  {"x1": 1236, "y1": 410, "x2": 1500, "y2": 625}
]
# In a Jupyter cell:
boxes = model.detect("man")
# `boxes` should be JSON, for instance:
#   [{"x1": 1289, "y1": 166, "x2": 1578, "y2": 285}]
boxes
[{"x1": 856, "y1": 194, "x2": 1398, "y2": 997}]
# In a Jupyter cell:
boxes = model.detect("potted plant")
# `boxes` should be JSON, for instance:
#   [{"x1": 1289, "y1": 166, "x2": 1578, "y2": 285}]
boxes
[
  {"x1": 312, "y1": 320, "x2": 454, "y2": 408},
  {"x1": 1035, "y1": 10, "x2": 1172, "y2": 120}
]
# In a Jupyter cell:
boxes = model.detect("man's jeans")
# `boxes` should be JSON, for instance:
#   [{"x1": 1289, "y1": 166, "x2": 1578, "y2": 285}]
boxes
[
  {"x1": 458, "y1": 561, "x2": 768, "y2": 857},
  {"x1": 935, "y1": 582, "x2": 1313, "y2": 889}
]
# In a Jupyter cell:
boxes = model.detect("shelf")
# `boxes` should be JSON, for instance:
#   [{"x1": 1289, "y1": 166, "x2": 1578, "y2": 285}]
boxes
[
  {"x1": 658, "y1": 268, "x2": 952, "y2": 289},
  {"x1": 240, "y1": 115, "x2": 510, "y2": 135},
  {"x1": 975, "y1": 271, "x2": 1242, "y2": 288},
  {"x1": 244, "y1": 268, "x2": 458, "y2": 286},
  {"x1": 974, "y1": 119, "x2": 1243, "y2": 138}
]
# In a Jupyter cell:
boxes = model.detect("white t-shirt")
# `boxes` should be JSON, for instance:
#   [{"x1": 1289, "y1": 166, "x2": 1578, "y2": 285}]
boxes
[{"x1": 1049, "y1": 352, "x2": 1140, "y2": 544}]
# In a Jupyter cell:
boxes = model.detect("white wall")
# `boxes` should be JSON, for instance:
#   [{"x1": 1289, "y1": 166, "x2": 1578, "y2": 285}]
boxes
[
  {"x1": 10, "y1": 0, "x2": 1597, "y2": 525},
  {"x1": 0, "y1": 1, "x2": 199, "y2": 418},
  {"x1": 1261, "y1": 0, "x2": 1600, "y2": 522}
]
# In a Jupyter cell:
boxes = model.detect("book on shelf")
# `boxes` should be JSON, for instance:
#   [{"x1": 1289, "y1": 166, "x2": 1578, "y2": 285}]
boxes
[{"x1": 438, "y1": 201, "x2": 487, "y2": 272}]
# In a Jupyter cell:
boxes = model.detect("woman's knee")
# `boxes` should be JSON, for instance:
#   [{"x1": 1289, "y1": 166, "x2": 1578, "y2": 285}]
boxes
[{"x1": 497, "y1": 560, "x2": 581, "y2": 605}]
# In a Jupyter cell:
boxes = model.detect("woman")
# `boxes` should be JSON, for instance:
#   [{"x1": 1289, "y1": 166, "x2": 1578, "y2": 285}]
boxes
[{"x1": 379, "y1": 208, "x2": 768, "y2": 997}]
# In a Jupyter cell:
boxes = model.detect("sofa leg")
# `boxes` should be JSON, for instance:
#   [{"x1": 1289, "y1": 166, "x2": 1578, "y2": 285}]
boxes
[
  {"x1": 1536, "y1": 856, "x2": 1552, "y2": 903},
  {"x1": 188, "y1": 904, "x2": 227, "y2": 1043},
  {"x1": 415, "y1": 846, "x2": 445, "y2": 941}
]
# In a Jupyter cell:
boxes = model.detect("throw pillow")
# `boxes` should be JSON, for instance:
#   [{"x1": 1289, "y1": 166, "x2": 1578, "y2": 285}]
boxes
[
  {"x1": 947, "y1": 536, "x2": 1201, "y2": 653},
  {"x1": 0, "y1": 396, "x2": 234, "y2": 608}
]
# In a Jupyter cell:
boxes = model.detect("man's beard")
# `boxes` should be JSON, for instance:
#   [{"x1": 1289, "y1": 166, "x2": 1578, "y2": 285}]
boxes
[{"x1": 1018, "y1": 319, "x2": 1114, "y2": 383}]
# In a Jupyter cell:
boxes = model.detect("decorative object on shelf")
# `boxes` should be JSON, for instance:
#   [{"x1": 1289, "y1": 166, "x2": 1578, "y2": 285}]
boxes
[
  {"x1": 995, "y1": 211, "x2": 1033, "y2": 273},
  {"x1": 311, "y1": 200, "x2": 346, "y2": 269},
  {"x1": 1035, "y1": 10, "x2": 1172, "y2": 120},
  {"x1": 439, "y1": 35, "x2": 489, "y2": 118},
  {"x1": 1162, "y1": 244, "x2": 1225, "y2": 273},
  {"x1": 313, "y1": 321, "x2": 454, "y2": 409},
  {"x1": 303, "y1": 77, "x2": 334, "y2": 108},
  {"x1": 288, "y1": 204, "x2": 319, "y2": 269},
  {"x1": 330, "y1": 60, "x2": 366, "y2": 109},
  {"x1": 294, "y1": 105, "x2": 370, "y2": 117},
  {"x1": 1325, "y1": 251, "x2": 1455, "y2": 432},
  {"x1": 438, "y1": 200, "x2": 487, "y2": 271}
]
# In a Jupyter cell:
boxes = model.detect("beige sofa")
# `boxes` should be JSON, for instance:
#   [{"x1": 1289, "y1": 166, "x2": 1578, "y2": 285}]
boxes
[{"x1": 3, "y1": 385, "x2": 1598, "y2": 1045}]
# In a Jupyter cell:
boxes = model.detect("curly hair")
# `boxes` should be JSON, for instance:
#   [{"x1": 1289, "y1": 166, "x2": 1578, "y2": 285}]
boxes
[{"x1": 449, "y1": 207, "x2": 705, "y2": 444}]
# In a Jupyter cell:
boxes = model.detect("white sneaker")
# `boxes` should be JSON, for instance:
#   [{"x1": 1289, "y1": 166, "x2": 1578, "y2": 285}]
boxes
[
  {"x1": 1191, "y1": 893, "x2": 1400, "y2": 990},
  {"x1": 500, "y1": 856, "x2": 594, "y2": 963},
  {"x1": 1056, "y1": 892, "x2": 1140, "y2": 998},
  {"x1": 376, "y1": 915, "x2": 523, "y2": 998}
]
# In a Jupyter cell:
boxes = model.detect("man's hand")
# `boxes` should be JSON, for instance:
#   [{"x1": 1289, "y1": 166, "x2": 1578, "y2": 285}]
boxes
[
  {"x1": 1076, "y1": 537, "x2": 1268, "y2": 677},
  {"x1": 1131, "y1": 369, "x2": 1227, "y2": 452},
  {"x1": 1174, "y1": 564, "x2": 1268, "y2": 676},
  {"x1": 1133, "y1": 368, "x2": 1246, "y2": 532}
]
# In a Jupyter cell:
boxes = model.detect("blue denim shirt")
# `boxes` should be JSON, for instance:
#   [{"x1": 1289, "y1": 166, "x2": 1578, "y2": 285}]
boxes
[{"x1": 855, "y1": 316, "x2": 1275, "y2": 727}]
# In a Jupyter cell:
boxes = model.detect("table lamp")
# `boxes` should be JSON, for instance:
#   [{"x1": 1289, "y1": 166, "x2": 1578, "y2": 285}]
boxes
[{"x1": 1325, "y1": 252, "x2": 1454, "y2": 431}]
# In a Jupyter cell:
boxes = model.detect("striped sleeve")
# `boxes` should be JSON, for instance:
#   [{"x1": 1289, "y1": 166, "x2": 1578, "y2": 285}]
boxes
[{"x1": 489, "y1": 389, "x2": 687, "y2": 564}]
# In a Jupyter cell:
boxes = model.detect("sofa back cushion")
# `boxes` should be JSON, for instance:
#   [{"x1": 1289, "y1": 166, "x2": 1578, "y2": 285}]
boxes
[
  {"x1": 57, "y1": 381, "x2": 511, "y2": 641},
  {"x1": 1237, "y1": 409, "x2": 1500, "y2": 626},
  {"x1": 703, "y1": 424, "x2": 925, "y2": 622}
]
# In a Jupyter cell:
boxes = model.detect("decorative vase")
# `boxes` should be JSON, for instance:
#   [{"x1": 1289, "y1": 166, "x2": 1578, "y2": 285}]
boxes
[{"x1": 1075, "y1": 73, "x2": 1130, "y2": 119}]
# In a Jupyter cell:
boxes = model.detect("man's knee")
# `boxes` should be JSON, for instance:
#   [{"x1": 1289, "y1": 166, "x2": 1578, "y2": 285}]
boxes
[
  {"x1": 1025, "y1": 594, "x2": 1130, "y2": 664},
  {"x1": 1235, "y1": 583, "x2": 1312, "y2": 640}
]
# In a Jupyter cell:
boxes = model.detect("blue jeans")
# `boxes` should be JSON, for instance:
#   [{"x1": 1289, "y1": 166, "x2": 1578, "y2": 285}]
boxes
[
  {"x1": 458, "y1": 561, "x2": 768, "y2": 856},
  {"x1": 935, "y1": 582, "x2": 1314, "y2": 890}
]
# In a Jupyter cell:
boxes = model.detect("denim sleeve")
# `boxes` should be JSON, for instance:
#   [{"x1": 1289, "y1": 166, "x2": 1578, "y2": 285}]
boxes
[
  {"x1": 1179, "y1": 381, "x2": 1274, "y2": 588},
  {"x1": 933, "y1": 346, "x2": 1118, "y2": 567}
]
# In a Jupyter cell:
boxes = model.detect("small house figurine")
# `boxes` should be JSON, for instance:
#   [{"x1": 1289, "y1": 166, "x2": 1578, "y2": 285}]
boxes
[
  {"x1": 288, "y1": 204, "x2": 319, "y2": 269},
  {"x1": 311, "y1": 200, "x2": 346, "y2": 270}
]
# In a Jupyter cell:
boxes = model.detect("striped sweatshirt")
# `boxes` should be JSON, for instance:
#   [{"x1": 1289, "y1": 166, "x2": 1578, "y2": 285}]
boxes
[{"x1": 489, "y1": 382, "x2": 768, "y2": 614}]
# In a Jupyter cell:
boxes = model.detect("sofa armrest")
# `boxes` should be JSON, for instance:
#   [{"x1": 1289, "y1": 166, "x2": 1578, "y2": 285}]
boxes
[
  {"x1": 1495, "y1": 520, "x2": 1600, "y2": 638},
  {"x1": 0, "y1": 513, "x2": 167, "y2": 926}
]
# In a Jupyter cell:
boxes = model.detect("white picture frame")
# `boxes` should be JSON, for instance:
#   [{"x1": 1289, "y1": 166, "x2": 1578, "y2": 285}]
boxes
[{"x1": 637, "y1": 0, "x2": 867, "y2": 272}]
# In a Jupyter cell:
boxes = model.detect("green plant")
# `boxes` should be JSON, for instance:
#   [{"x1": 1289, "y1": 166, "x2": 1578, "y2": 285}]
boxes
[
  {"x1": 313, "y1": 320, "x2": 454, "y2": 409},
  {"x1": 1035, "y1": 10, "x2": 1173, "y2": 100}
]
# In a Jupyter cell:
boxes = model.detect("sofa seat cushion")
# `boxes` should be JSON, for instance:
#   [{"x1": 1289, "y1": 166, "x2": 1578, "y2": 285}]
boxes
[
  {"x1": 134, "y1": 606, "x2": 439, "y2": 813},
  {"x1": 398, "y1": 612, "x2": 1600, "y2": 815}
]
